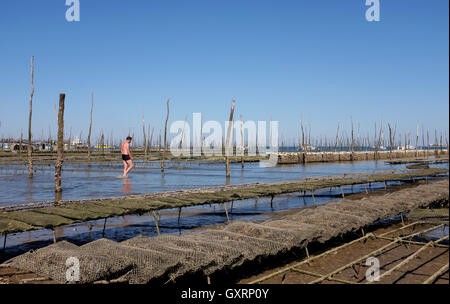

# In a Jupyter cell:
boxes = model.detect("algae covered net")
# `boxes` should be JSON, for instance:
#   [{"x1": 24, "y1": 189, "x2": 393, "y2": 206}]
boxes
[{"x1": 2, "y1": 179, "x2": 448, "y2": 284}]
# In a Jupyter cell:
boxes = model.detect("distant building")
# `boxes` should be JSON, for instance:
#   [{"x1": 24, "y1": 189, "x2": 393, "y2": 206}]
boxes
[
  {"x1": 8, "y1": 142, "x2": 53, "y2": 152},
  {"x1": 71, "y1": 137, "x2": 82, "y2": 146},
  {"x1": 36, "y1": 142, "x2": 53, "y2": 151}
]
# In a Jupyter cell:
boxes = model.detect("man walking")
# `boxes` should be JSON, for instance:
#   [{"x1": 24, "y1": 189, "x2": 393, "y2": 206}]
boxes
[{"x1": 121, "y1": 136, "x2": 134, "y2": 178}]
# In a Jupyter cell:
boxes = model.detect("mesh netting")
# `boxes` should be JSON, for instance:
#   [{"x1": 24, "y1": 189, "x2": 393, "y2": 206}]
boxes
[
  {"x1": 79, "y1": 238, "x2": 182, "y2": 284},
  {"x1": 187, "y1": 229, "x2": 288, "y2": 273},
  {"x1": 2, "y1": 180, "x2": 448, "y2": 284},
  {"x1": 2, "y1": 240, "x2": 135, "y2": 283},
  {"x1": 122, "y1": 234, "x2": 217, "y2": 281}
]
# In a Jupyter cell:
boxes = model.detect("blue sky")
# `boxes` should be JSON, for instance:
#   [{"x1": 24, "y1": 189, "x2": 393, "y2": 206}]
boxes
[{"x1": 0, "y1": 0, "x2": 448, "y2": 143}]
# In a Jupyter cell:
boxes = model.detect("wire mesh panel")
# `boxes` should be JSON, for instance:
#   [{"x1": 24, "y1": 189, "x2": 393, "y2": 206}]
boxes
[
  {"x1": 2, "y1": 180, "x2": 448, "y2": 284},
  {"x1": 80, "y1": 238, "x2": 183, "y2": 284},
  {"x1": 3, "y1": 241, "x2": 135, "y2": 283}
]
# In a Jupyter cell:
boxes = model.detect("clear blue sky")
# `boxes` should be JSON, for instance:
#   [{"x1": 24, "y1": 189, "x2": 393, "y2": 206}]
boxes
[{"x1": 0, "y1": 0, "x2": 448, "y2": 143}]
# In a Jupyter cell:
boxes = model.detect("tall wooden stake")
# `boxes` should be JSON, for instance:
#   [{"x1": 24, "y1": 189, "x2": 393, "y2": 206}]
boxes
[
  {"x1": 334, "y1": 121, "x2": 339, "y2": 152},
  {"x1": 225, "y1": 100, "x2": 235, "y2": 178},
  {"x1": 350, "y1": 116, "x2": 354, "y2": 160},
  {"x1": 161, "y1": 98, "x2": 170, "y2": 172},
  {"x1": 27, "y1": 56, "x2": 34, "y2": 178},
  {"x1": 388, "y1": 123, "x2": 393, "y2": 159},
  {"x1": 87, "y1": 93, "x2": 94, "y2": 162},
  {"x1": 19, "y1": 129, "x2": 23, "y2": 158},
  {"x1": 55, "y1": 94, "x2": 65, "y2": 193},
  {"x1": 148, "y1": 126, "x2": 154, "y2": 158},
  {"x1": 100, "y1": 132, "x2": 105, "y2": 157},
  {"x1": 142, "y1": 109, "x2": 147, "y2": 159},
  {"x1": 240, "y1": 115, "x2": 244, "y2": 169}
]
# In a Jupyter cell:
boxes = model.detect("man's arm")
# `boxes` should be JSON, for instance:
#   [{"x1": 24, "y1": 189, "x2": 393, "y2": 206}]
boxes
[{"x1": 127, "y1": 144, "x2": 134, "y2": 160}]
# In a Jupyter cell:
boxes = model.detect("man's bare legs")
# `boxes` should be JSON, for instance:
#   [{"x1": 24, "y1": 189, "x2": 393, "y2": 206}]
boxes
[
  {"x1": 123, "y1": 160, "x2": 134, "y2": 177},
  {"x1": 122, "y1": 161, "x2": 128, "y2": 177}
]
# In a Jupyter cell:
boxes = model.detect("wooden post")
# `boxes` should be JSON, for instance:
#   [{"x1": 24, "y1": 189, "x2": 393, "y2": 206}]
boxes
[
  {"x1": 55, "y1": 94, "x2": 65, "y2": 193},
  {"x1": 415, "y1": 124, "x2": 419, "y2": 158},
  {"x1": 223, "y1": 203, "x2": 230, "y2": 222},
  {"x1": 142, "y1": 109, "x2": 147, "y2": 160},
  {"x1": 334, "y1": 121, "x2": 339, "y2": 153},
  {"x1": 68, "y1": 127, "x2": 72, "y2": 151},
  {"x1": 27, "y1": 56, "x2": 34, "y2": 178},
  {"x1": 2, "y1": 233, "x2": 6, "y2": 252},
  {"x1": 308, "y1": 124, "x2": 311, "y2": 152},
  {"x1": 445, "y1": 131, "x2": 449, "y2": 155},
  {"x1": 435, "y1": 129, "x2": 439, "y2": 157},
  {"x1": 225, "y1": 100, "x2": 235, "y2": 178},
  {"x1": 240, "y1": 115, "x2": 244, "y2": 169},
  {"x1": 177, "y1": 207, "x2": 182, "y2": 224},
  {"x1": 388, "y1": 123, "x2": 393, "y2": 159},
  {"x1": 158, "y1": 130, "x2": 162, "y2": 155},
  {"x1": 147, "y1": 125, "x2": 152, "y2": 160},
  {"x1": 350, "y1": 116, "x2": 354, "y2": 161},
  {"x1": 404, "y1": 132, "x2": 407, "y2": 156},
  {"x1": 161, "y1": 98, "x2": 170, "y2": 172},
  {"x1": 152, "y1": 211, "x2": 160, "y2": 235},
  {"x1": 19, "y1": 129, "x2": 23, "y2": 158},
  {"x1": 87, "y1": 93, "x2": 94, "y2": 162},
  {"x1": 100, "y1": 131, "x2": 105, "y2": 157},
  {"x1": 102, "y1": 218, "x2": 107, "y2": 237},
  {"x1": 178, "y1": 116, "x2": 188, "y2": 163}
]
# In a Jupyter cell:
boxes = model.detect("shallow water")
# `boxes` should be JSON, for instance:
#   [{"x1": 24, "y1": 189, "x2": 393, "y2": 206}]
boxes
[
  {"x1": 0, "y1": 160, "x2": 447, "y2": 257},
  {"x1": 0, "y1": 180, "x2": 402, "y2": 256},
  {"x1": 0, "y1": 159, "x2": 425, "y2": 206}
]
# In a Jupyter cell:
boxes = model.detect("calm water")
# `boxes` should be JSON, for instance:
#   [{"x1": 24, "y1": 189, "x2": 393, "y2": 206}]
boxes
[
  {"x1": 0, "y1": 159, "x2": 415, "y2": 206},
  {"x1": 0, "y1": 160, "x2": 447, "y2": 256}
]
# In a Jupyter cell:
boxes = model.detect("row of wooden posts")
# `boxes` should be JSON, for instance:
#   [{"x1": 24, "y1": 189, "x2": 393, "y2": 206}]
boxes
[
  {"x1": 24, "y1": 56, "x2": 239, "y2": 194},
  {"x1": 299, "y1": 117, "x2": 448, "y2": 158},
  {"x1": 22, "y1": 56, "x2": 447, "y2": 194},
  {"x1": 17, "y1": 59, "x2": 450, "y2": 167},
  {"x1": 26, "y1": 56, "x2": 65, "y2": 193}
]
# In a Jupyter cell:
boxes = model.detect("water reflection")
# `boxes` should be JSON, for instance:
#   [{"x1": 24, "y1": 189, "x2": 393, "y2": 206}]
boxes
[
  {"x1": 0, "y1": 160, "x2": 447, "y2": 206},
  {"x1": 54, "y1": 191, "x2": 62, "y2": 202},
  {"x1": 26, "y1": 178, "x2": 33, "y2": 202},
  {"x1": 122, "y1": 178, "x2": 132, "y2": 193}
]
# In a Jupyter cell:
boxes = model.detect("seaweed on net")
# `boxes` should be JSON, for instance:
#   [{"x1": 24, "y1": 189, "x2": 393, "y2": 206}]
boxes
[{"x1": 1, "y1": 180, "x2": 448, "y2": 284}]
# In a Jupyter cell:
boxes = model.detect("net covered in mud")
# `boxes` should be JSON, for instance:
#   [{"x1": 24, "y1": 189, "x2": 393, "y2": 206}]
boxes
[
  {"x1": 0, "y1": 167, "x2": 447, "y2": 235},
  {"x1": 2, "y1": 179, "x2": 448, "y2": 284}
]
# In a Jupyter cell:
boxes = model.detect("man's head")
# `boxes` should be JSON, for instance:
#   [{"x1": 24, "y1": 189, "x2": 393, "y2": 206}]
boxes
[{"x1": 126, "y1": 136, "x2": 132, "y2": 142}]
